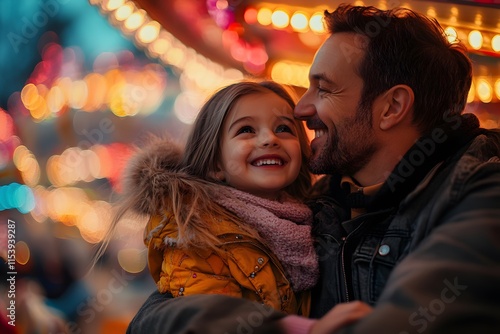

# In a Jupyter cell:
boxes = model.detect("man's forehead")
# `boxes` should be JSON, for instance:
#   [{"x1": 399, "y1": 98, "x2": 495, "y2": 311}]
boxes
[{"x1": 311, "y1": 33, "x2": 366, "y2": 75}]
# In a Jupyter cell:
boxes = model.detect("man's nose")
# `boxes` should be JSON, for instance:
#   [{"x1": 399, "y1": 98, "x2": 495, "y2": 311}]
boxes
[{"x1": 294, "y1": 96, "x2": 316, "y2": 120}]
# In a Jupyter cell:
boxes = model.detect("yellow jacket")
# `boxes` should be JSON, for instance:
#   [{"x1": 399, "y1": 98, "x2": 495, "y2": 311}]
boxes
[
  {"x1": 145, "y1": 212, "x2": 310, "y2": 316},
  {"x1": 119, "y1": 137, "x2": 311, "y2": 316}
]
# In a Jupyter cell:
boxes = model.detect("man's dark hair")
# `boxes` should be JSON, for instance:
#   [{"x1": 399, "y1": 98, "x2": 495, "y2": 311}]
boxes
[{"x1": 324, "y1": 4, "x2": 472, "y2": 133}]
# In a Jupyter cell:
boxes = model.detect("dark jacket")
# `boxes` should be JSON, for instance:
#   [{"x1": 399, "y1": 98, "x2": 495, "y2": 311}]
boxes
[{"x1": 127, "y1": 114, "x2": 500, "y2": 334}]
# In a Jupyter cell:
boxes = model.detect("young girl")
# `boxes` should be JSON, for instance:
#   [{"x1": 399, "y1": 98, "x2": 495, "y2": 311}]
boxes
[{"x1": 110, "y1": 81, "x2": 318, "y2": 315}]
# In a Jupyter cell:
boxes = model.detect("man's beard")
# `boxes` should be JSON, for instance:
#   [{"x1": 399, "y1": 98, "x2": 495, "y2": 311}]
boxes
[{"x1": 308, "y1": 106, "x2": 377, "y2": 176}]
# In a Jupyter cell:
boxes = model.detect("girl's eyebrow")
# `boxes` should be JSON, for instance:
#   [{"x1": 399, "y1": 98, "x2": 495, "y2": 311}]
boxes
[
  {"x1": 228, "y1": 116, "x2": 253, "y2": 132},
  {"x1": 279, "y1": 115, "x2": 296, "y2": 124}
]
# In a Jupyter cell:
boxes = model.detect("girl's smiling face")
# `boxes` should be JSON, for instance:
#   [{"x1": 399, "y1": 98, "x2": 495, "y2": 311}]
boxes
[{"x1": 218, "y1": 92, "x2": 302, "y2": 199}]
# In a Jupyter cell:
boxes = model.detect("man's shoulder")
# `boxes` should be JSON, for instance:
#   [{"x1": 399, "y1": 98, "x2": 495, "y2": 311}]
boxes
[
  {"x1": 465, "y1": 128, "x2": 500, "y2": 160},
  {"x1": 449, "y1": 129, "x2": 500, "y2": 181}
]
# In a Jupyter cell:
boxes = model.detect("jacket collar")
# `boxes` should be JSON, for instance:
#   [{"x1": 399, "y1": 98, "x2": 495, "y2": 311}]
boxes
[
  {"x1": 323, "y1": 114, "x2": 483, "y2": 213},
  {"x1": 369, "y1": 113, "x2": 483, "y2": 211}
]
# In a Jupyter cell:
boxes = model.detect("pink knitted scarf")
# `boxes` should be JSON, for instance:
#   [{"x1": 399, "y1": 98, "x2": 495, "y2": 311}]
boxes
[{"x1": 213, "y1": 187, "x2": 319, "y2": 292}]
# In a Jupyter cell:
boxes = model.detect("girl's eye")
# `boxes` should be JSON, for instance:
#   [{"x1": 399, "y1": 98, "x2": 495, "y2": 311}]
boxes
[
  {"x1": 276, "y1": 124, "x2": 294, "y2": 134},
  {"x1": 236, "y1": 126, "x2": 254, "y2": 135}
]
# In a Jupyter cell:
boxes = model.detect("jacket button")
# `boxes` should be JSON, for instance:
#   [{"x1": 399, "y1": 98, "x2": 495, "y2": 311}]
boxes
[
  {"x1": 254, "y1": 265, "x2": 259, "y2": 270},
  {"x1": 179, "y1": 287, "x2": 184, "y2": 292},
  {"x1": 257, "y1": 257, "x2": 264, "y2": 264},
  {"x1": 378, "y1": 244, "x2": 390, "y2": 256},
  {"x1": 235, "y1": 235, "x2": 243, "y2": 239},
  {"x1": 250, "y1": 272, "x2": 256, "y2": 278}
]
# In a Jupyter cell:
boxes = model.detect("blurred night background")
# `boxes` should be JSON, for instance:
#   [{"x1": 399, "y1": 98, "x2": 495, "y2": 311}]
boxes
[{"x1": 0, "y1": 0, "x2": 499, "y2": 333}]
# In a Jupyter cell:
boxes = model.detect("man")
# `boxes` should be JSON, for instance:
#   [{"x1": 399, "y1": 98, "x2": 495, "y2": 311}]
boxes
[{"x1": 127, "y1": 4, "x2": 500, "y2": 334}]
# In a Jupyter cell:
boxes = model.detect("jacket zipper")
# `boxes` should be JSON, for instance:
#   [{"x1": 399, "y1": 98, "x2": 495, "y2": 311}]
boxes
[
  {"x1": 322, "y1": 208, "x2": 396, "y2": 304},
  {"x1": 339, "y1": 218, "x2": 376, "y2": 303},
  {"x1": 340, "y1": 235, "x2": 350, "y2": 302}
]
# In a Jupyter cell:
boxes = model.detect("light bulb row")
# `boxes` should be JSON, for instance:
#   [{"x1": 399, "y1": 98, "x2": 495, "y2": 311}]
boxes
[
  {"x1": 248, "y1": 5, "x2": 500, "y2": 54},
  {"x1": 90, "y1": 0, "x2": 244, "y2": 89}
]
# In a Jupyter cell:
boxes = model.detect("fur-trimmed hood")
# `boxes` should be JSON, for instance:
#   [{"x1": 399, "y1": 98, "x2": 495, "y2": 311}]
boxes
[{"x1": 120, "y1": 136, "x2": 215, "y2": 216}]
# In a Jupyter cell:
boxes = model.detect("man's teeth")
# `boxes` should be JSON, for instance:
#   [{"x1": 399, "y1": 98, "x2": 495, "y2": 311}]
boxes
[
  {"x1": 315, "y1": 130, "x2": 327, "y2": 138},
  {"x1": 254, "y1": 159, "x2": 283, "y2": 166}
]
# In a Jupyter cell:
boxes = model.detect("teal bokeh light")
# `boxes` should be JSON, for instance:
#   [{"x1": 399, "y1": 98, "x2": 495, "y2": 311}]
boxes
[
  {"x1": 15, "y1": 184, "x2": 35, "y2": 214},
  {"x1": 0, "y1": 182, "x2": 35, "y2": 213}
]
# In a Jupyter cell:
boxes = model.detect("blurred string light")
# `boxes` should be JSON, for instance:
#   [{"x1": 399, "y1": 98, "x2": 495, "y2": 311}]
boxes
[
  {"x1": 492, "y1": 35, "x2": 500, "y2": 52},
  {"x1": 467, "y1": 81, "x2": 476, "y2": 104},
  {"x1": 444, "y1": 27, "x2": 458, "y2": 43},
  {"x1": 256, "y1": 7, "x2": 272, "y2": 26},
  {"x1": 271, "y1": 61, "x2": 309, "y2": 88},
  {"x1": 464, "y1": 77, "x2": 500, "y2": 106},
  {"x1": 0, "y1": 109, "x2": 19, "y2": 170},
  {"x1": 249, "y1": 5, "x2": 500, "y2": 56},
  {"x1": 15, "y1": 48, "x2": 168, "y2": 121},
  {"x1": 206, "y1": 0, "x2": 269, "y2": 74},
  {"x1": 207, "y1": 0, "x2": 234, "y2": 30},
  {"x1": 477, "y1": 78, "x2": 493, "y2": 103},
  {"x1": 0, "y1": 183, "x2": 35, "y2": 214},
  {"x1": 92, "y1": 0, "x2": 245, "y2": 77},
  {"x1": 263, "y1": 15, "x2": 500, "y2": 98},
  {"x1": 290, "y1": 11, "x2": 309, "y2": 32},
  {"x1": 30, "y1": 185, "x2": 114, "y2": 244},
  {"x1": 90, "y1": 0, "x2": 248, "y2": 125},
  {"x1": 271, "y1": 9, "x2": 290, "y2": 29},
  {"x1": 2, "y1": 137, "x2": 133, "y2": 244},
  {"x1": 0, "y1": 109, "x2": 15, "y2": 142},
  {"x1": 309, "y1": 12, "x2": 325, "y2": 33},
  {"x1": 93, "y1": 0, "x2": 499, "y2": 96},
  {"x1": 46, "y1": 143, "x2": 133, "y2": 189},
  {"x1": 15, "y1": 241, "x2": 30, "y2": 265},
  {"x1": 118, "y1": 248, "x2": 147, "y2": 273},
  {"x1": 77, "y1": 200, "x2": 113, "y2": 243},
  {"x1": 495, "y1": 79, "x2": 500, "y2": 99},
  {"x1": 468, "y1": 30, "x2": 483, "y2": 50},
  {"x1": 13, "y1": 145, "x2": 40, "y2": 187}
]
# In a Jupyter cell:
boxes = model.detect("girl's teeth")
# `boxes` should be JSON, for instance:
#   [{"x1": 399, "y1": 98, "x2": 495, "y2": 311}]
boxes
[{"x1": 255, "y1": 159, "x2": 282, "y2": 166}]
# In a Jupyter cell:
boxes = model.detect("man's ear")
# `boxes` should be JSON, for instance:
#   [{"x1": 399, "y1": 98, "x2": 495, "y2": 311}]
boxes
[{"x1": 378, "y1": 85, "x2": 414, "y2": 131}]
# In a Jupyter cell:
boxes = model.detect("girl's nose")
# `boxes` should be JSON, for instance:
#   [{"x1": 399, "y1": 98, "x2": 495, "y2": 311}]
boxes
[{"x1": 259, "y1": 130, "x2": 279, "y2": 148}]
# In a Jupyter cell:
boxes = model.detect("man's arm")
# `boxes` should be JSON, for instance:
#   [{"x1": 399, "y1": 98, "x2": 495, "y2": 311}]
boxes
[{"x1": 127, "y1": 291, "x2": 287, "y2": 334}]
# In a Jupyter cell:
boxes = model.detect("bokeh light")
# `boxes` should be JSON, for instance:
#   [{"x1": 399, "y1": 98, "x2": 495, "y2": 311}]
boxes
[
  {"x1": 0, "y1": 183, "x2": 35, "y2": 213},
  {"x1": 468, "y1": 30, "x2": 483, "y2": 50},
  {"x1": 309, "y1": 12, "x2": 326, "y2": 33},
  {"x1": 290, "y1": 12, "x2": 309, "y2": 32},
  {"x1": 257, "y1": 8, "x2": 273, "y2": 26},
  {"x1": 271, "y1": 10, "x2": 290, "y2": 29},
  {"x1": 118, "y1": 248, "x2": 147, "y2": 273},
  {"x1": 15, "y1": 241, "x2": 31, "y2": 265}
]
